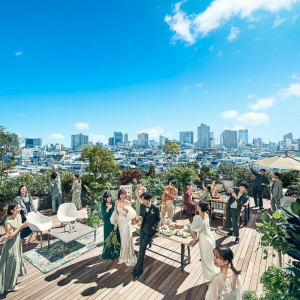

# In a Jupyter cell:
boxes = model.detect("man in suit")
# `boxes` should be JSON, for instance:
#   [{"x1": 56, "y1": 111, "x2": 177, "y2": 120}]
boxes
[
  {"x1": 226, "y1": 183, "x2": 249, "y2": 244},
  {"x1": 249, "y1": 163, "x2": 270, "y2": 210},
  {"x1": 130, "y1": 192, "x2": 160, "y2": 281},
  {"x1": 270, "y1": 172, "x2": 283, "y2": 213}
]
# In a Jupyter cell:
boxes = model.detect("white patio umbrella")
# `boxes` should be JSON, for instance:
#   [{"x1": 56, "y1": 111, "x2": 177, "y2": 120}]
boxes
[{"x1": 256, "y1": 153, "x2": 300, "y2": 170}]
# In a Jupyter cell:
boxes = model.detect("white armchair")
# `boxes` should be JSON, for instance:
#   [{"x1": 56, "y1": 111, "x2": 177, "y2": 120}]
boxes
[
  {"x1": 57, "y1": 203, "x2": 78, "y2": 230},
  {"x1": 26, "y1": 212, "x2": 53, "y2": 247}
]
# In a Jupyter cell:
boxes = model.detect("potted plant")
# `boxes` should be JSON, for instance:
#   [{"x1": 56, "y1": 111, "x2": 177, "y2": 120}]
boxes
[{"x1": 218, "y1": 163, "x2": 235, "y2": 191}]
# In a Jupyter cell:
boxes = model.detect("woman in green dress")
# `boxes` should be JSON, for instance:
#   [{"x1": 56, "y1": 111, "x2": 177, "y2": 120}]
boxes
[
  {"x1": 101, "y1": 192, "x2": 121, "y2": 259},
  {"x1": 0, "y1": 202, "x2": 29, "y2": 294},
  {"x1": 199, "y1": 185, "x2": 212, "y2": 202},
  {"x1": 70, "y1": 174, "x2": 82, "y2": 210}
]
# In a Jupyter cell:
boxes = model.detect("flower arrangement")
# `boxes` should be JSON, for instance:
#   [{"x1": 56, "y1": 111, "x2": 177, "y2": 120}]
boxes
[{"x1": 103, "y1": 231, "x2": 120, "y2": 254}]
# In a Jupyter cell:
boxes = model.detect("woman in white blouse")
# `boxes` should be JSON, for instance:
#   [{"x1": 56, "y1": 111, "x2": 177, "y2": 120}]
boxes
[{"x1": 206, "y1": 246, "x2": 243, "y2": 300}]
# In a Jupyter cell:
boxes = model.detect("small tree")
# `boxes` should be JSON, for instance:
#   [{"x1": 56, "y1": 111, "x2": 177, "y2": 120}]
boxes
[{"x1": 163, "y1": 140, "x2": 180, "y2": 168}]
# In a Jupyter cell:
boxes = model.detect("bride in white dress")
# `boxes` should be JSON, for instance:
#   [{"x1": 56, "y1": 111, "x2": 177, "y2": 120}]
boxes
[
  {"x1": 112, "y1": 189, "x2": 137, "y2": 267},
  {"x1": 191, "y1": 202, "x2": 219, "y2": 283}
]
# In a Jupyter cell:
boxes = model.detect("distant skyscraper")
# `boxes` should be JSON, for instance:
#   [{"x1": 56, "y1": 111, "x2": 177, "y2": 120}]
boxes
[
  {"x1": 124, "y1": 133, "x2": 129, "y2": 144},
  {"x1": 138, "y1": 132, "x2": 148, "y2": 147},
  {"x1": 220, "y1": 133, "x2": 224, "y2": 147},
  {"x1": 71, "y1": 134, "x2": 88, "y2": 150},
  {"x1": 108, "y1": 137, "x2": 114, "y2": 146},
  {"x1": 25, "y1": 138, "x2": 42, "y2": 148},
  {"x1": 223, "y1": 130, "x2": 237, "y2": 148},
  {"x1": 253, "y1": 138, "x2": 262, "y2": 147},
  {"x1": 114, "y1": 132, "x2": 123, "y2": 145},
  {"x1": 283, "y1": 133, "x2": 293, "y2": 141},
  {"x1": 159, "y1": 135, "x2": 165, "y2": 146},
  {"x1": 197, "y1": 124, "x2": 211, "y2": 149},
  {"x1": 179, "y1": 131, "x2": 194, "y2": 145},
  {"x1": 238, "y1": 129, "x2": 248, "y2": 145}
]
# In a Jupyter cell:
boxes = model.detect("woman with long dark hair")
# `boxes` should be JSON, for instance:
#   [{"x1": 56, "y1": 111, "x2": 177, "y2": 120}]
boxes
[
  {"x1": 15, "y1": 185, "x2": 36, "y2": 240},
  {"x1": 70, "y1": 174, "x2": 82, "y2": 210},
  {"x1": 101, "y1": 192, "x2": 121, "y2": 259},
  {"x1": 0, "y1": 202, "x2": 29, "y2": 294},
  {"x1": 205, "y1": 246, "x2": 243, "y2": 299}
]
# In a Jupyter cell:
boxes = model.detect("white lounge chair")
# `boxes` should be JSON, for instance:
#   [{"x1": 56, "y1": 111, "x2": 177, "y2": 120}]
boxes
[
  {"x1": 57, "y1": 203, "x2": 78, "y2": 231},
  {"x1": 26, "y1": 212, "x2": 53, "y2": 247}
]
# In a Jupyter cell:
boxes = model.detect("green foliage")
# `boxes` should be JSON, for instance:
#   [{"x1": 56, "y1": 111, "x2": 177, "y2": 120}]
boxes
[
  {"x1": 80, "y1": 146, "x2": 121, "y2": 182},
  {"x1": 85, "y1": 211, "x2": 102, "y2": 228},
  {"x1": 60, "y1": 169, "x2": 73, "y2": 200},
  {"x1": 163, "y1": 140, "x2": 180, "y2": 166},
  {"x1": 199, "y1": 165, "x2": 218, "y2": 185},
  {"x1": 146, "y1": 164, "x2": 156, "y2": 178},
  {"x1": 280, "y1": 171, "x2": 300, "y2": 188},
  {"x1": 235, "y1": 166, "x2": 254, "y2": 193},
  {"x1": 218, "y1": 163, "x2": 235, "y2": 181},
  {"x1": 243, "y1": 290, "x2": 259, "y2": 300},
  {"x1": 104, "y1": 231, "x2": 120, "y2": 254},
  {"x1": 167, "y1": 167, "x2": 198, "y2": 192},
  {"x1": 143, "y1": 177, "x2": 165, "y2": 198}
]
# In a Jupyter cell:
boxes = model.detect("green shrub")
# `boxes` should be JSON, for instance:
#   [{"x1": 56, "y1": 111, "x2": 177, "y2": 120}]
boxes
[{"x1": 85, "y1": 211, "x2": 102, "y2": 228}]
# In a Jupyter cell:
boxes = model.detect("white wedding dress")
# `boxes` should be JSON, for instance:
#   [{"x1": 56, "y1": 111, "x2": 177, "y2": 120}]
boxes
[{"x1": 116, "y1": 206, "x2": 137, "y2": 267}]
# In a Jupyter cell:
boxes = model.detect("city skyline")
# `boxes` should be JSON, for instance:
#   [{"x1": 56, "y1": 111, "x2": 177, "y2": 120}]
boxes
[{"x1": 0, "y1": 1, "x2": 300, "y2": 146}]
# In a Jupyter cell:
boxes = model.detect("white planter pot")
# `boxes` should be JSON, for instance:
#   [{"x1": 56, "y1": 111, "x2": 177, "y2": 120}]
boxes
[
  {"x1": 32, "y1": 198, "x2": 40, "y2": 211},
  {"x1": 215, "y1": 184, "x2": 224, "y2": 193},
  {"x1": 223, "y1": 180, "x2": 235, "y2": 192}
]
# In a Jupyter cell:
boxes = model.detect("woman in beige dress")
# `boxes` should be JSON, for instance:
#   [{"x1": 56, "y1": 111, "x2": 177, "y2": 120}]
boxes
[
  {"x1": 135, "y1": 180, "x2": 147, "y2": 215},
  {"x1": 70, "y1": 174, "x2": 82, "y2": 210}
]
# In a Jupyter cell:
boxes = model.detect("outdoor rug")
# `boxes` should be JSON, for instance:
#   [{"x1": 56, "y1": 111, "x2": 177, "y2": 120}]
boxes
[{"x1": 23, "y1": 231, "x2": 104, "y2": 274}]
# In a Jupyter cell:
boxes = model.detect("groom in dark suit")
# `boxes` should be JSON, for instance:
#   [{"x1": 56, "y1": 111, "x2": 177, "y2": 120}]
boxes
[{"x1": 131, "y1": 192, "x2": 160, "y2": 281}]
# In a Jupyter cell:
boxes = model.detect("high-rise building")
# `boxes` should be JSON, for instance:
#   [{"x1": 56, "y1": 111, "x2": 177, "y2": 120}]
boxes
[
  {"x1": 71, "y1": 134, "x2": 88, "y2": 150},
  {"x1": 124, "y1": 133, "x2": 129, "y2": 144},
  {"x1": 223, "y1": 130, "x2": 237, "y2": 148},
  {"x1": 25, "y1": 138, "x2": 42, "y2": 148},
  {"x1": 238, "y1": 129, "x2": 248, "y2": 145},
  {"x1": 114, "y1": 132, "x2": 123, "y2": 145},
  {"x1": 253, "y1": 138, "x2": 262, "y2": 147},
  {"x1": 138, "y1": 132, "x2": 148, "y2": 147},
  {"x1": 108, "y1": 137, "x2": 114, "y2": 146},
  {"x1": 197, "y1": 124, "x2": 211, "y2": 149},
  {"x1": 159, "y1": 135, "x2": 165, "y2": 146},
  {"x1": 283, "y1": 133, "x2": 293, "y2": 142},
  {"x1": 179, "y1": 131, "x2": 194, "y2": 145}
]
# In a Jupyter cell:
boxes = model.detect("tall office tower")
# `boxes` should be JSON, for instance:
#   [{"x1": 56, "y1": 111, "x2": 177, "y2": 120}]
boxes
[
  {"x1": 179, "y1": 131, "x2": 194, "y2": 145},
  {"x1": 71, "y1": 134, "x2": 88, "y2": 150},
  {"x1": 197, "y1": 124, "x2": 211, "y2": 149},
  {"x1": 108, "y1": 137, "x2": 114, "y2": 146},
  {"x1": 25, "y1": 138, "x2": 42, "y2": 148},
  {"x1": 159, "y1": 135, "x2": 165, "y2": 146},
  {"x1": 114, "y1": 132, "x2": 123, "y2": 145},
  {"x1": 223, "y1": 130, "x2": 237, "y2": 148},
  {"x1": 138, "y1": 132, "x2": 149, "y2": 147},
  {"x1": 220, "y1": 133, "x2": 224, "y2": 147},
  {"x1": 238, "y1": 129, "x2": 248, "y2": 145},
  {"x1": 124, "y1": 133, "x2": 129, "y2": 144},
  {"x1": 283, "y1": 133, "x2": 293, "y2": 142}
]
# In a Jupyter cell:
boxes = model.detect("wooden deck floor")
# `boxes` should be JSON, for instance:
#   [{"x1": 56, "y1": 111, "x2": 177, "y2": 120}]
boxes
[{"x1": 0, "y1": 198, "x2": 287, "y2": 300}]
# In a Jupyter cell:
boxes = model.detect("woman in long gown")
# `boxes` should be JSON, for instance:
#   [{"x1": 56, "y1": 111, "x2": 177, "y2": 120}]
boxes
[
  {"x1": 70, "y1": 174, "x2": 82, "y2": 209},
  {"x1": 101, "y1": 192, "x2": 121, "y2": 259},
  {"x1": 0, "y1": 203, "x2": 29, "y2": 294},
  {"x1": 184, "y1": 183, "x2": 195, "y2": 216},
  {"x1": 206, "y1": 246, "x2": 243, "y2": 299},
  {"x1": 134, "y1": 180, "x2": 147, "y2": 215},
  {"x1": 113, "y1": 188, "x2": 137, "y2": 267},
  {"x1": 191, "y1": 202, "x2": 218, "y2": 283}
]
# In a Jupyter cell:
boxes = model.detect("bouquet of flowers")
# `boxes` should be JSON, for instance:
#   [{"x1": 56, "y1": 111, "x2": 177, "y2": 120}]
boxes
[{"x1": 103, "y1": 231, "x2": 120, "y2": 254}]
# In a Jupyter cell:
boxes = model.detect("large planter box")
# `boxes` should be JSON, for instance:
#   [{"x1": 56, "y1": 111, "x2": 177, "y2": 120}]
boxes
[
  {"x1": 216, "y1": 184, "x2": 224, "y2": 193},
  {"x1": 223, "y1": 180, "x2": 235, "y2": 192}
]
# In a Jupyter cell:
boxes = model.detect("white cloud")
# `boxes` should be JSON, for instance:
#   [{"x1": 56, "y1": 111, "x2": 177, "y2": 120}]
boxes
[
  {"x1": 248, "y1": 94, "x2": 256, "y2": 99},
  {"x1": 75, "y1": 122, "x2": 90, "y2": 130},
  {"x1": 165, "y1": 0, "x2": 299, "y2": 43},
  {"x1": 89, "y1": 134, "x2": 107, "y2": 144},
  {"x1": 291, "y1": 14, "x2": 298, "y2": 24},
  {"x1": 221, "y1": 110, "x2": 239, "y2": 119},
  {"x1": 291, "y1": 73, "x2": 300, "y2": 81},
  {"x1": 217, "y1": 50, "x2": 223, "y2": 57},
  {"x1": 273, "y1": 15, "x2": 288, "y2": 27},
  {"x1": 138, "y1": 127, "x2": 164, "y2": 140},
  {"x1": 238, "y1": 112, "x2": 269, "y2": 126},
  {"x1": 248, "y1": 24, "x2": 256, "y2": 30},
  {"x1": 196, "y1": 82, "x2": 204, "y2": 88},
  {"x1": 48, "y1": 133, "x2": 65, "y2": 140},
  {"x1": 227, "y1": 26, "x2": 239, "y2": 41},
  {"x1": 279, "y1": 82, "x2": 300, "y2": 99},
  {"x1": 248, "y1": 97, "x2": 276, "y2": 110},
  {"x1": 15, "y1": 51, "x2": 22, "y2": 56}
]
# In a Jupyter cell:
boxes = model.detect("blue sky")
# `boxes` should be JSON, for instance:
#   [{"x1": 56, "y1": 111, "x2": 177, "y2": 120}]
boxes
[{"x1": 0, "y1": 0, "x2": 300, "y2": 146}]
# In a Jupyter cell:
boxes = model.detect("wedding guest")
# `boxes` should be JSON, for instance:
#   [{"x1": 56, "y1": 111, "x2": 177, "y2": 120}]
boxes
[
  {"x1": 135, "y1": 180, "x2": 147, "y2": 215},
  {"x1": 249, "y1": 163, "x2": 270, "y2": 210},
  {"x1": 49, "y1": 172, "x2": 62, "y2": 214},
  {"x1": 113, "y1": 189, "x2": 137, "y2": 266},
  {"x1": 205, "y1": 246, "x2": 243, "y2": 299},
  {"x1": 191, "y1": 202, "x2": 219, "y2": 284},
  {"x1": 161, "y1": 180, "x2": 178, "y2": 220},
  {"x1": 101, "y1": 192, "x2": 120, "y2": 259},
  {"x1": 199, "y1": 185, "x2": 212, "y2": 202},
  {"x1": 270, "y1": 172, "x2": 283, "y2": 213},
  {"x1": 211, "y1": 180, "x2": 221, "y2": 199},
  {"x1": 131, "y1": 192, "x2": 160, "y2": 281},
  {"x1": 184, "y1": 183, "x2": 195, "y2": 216},
  {"x1": 70, "y1": 174, "x2": 82, "y2": 210},
  {"x1": 226, "y1": 183, "x2": 249, "y2": 244},
  {"x1": 15, "y1": 185, "x2": 36, "y2": 240},
  {"x1": 0, "y1": 203, "x2": 29, "y2": 294}
]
